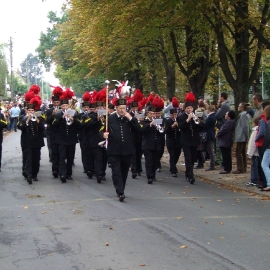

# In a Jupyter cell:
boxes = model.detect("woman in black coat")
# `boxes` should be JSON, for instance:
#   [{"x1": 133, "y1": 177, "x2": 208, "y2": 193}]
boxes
[{"x1": 216, "y1": 110, "x2": 235, "y2": 174}]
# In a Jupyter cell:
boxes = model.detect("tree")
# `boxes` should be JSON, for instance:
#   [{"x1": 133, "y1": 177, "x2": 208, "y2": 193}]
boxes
[{"x1": 0, "y1": 45, "x2": 8, "y2": 96}]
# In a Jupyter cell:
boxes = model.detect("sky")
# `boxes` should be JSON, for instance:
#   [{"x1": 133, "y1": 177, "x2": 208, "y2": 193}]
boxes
[{"x1": 0, "y1": 0, "x2": 65, "y2": 85}]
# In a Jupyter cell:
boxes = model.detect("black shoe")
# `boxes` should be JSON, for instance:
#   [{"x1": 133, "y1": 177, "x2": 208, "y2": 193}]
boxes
[
  {"x1": 257, "y1": 185, "x2": 267, "y2": 189},
  {"x1": 119, "y1": 194, "x2": 126, "y2": 202},
  {"x1": 83, "y1": 170, "x2": 87, "y2": 173},
  {"x1": 67, "y1": 176, "x2": 73, "y2": 180},
  {"x1": 189, "y1": 178, "x2": 195, "y2": 184},
  {"x1": 60, "y1": 175, "x2": 66, "y2": 183},
  {"x1": 148, "y1": 179, "x2": 153, "y2": 184},
  {"x1": 156, "y1": 168, "x2": 161, "y2": 172},
  {"x1": 52, "y1": 171, "x2": 58, "y2": 178},
  {"x1": 205, "y1": 167, "x2": 215, "y2": 171},
  {"x1": 72, "y1": 162, "x2": 75, "y2": 166},
  {"x1": 172, "y1": 173, "x2": 177, "y2": 177},
  {"x1": 33, "y1": 177, "x2": 38, "y2": 181},
  {"x1": 102, "y1": 176, "x2": 106, "y2": 181},
  {"x1": 194, "y1": 165, "x2": 203, "y2": 169},
  {"x1": 97, "y1": 176, "x2": 102, "y2": 183},
  {"x1": 86, "y1": 171, "x2": 93, "y2": 179},
  {"x1": 22, "y1": 171, "x2": 28, "y2": 179},
  {"x1": 132, "y1": 173, "x2": 137, "y2": 179},
  {"x1": 27, "y1": 177, "x2": 32, "y2": 185},
  {"x1": 219, "y1": 171, "x2": 231, "y2": 174}
]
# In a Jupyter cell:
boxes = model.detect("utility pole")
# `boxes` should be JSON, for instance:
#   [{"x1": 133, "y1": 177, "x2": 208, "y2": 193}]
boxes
[{"x1": 9, "y1": 37, "x2": 14, "y2": 99}]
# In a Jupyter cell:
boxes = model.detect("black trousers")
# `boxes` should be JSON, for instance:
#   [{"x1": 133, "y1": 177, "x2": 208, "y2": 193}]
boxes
[
  {"x1": 144, "y1": 149, "x2": 158, "y2": 179},
  {"x1": 84, "y1": 141, "x2": 94, "y2": 173},
  {"x1": 131, "y1": 141, "x2": 142, "y2": 174},
  {"x1": 58, "y1": 144, "x2": 76, "y2": 177},
  {"x1": 220, "y1": 147, "x2": 232, "y2": 172},
  {"x1": 46, "y1": 134, "x2": 52, "y2": 160},
  {"x1": 258, "y1": 147, "x2": 267, "y2": 186},
  {"x1": 167, "y1": 147, "x2": 181, "y2": 174},
  {"x1": 21, "y1": 146, "x2": 27, "y2": 171},
  {"x1": 182, "y1": 145, "x2": 197, "y2": 179},
  {"x1": 108, "y1": 154, "x2": 132, "y2": 195},
  {"x1": 101, "y1": 148, "x2": 108, "y2": 176},
  {"x1": 51, "y1": 142, "x2": 59, "y2": 173},
  {"x1": 79, "y1": 139, "x2": 87, "y2": 172},
  {"x1": 156, "y1": 146, "x2": 164, "y2": 169},
  {"x1": 92, "y1": 147, "x2": 104, "y2": 177},
  {"x1": 24, "y1": 147, "x2": 41, "y2": 178}
]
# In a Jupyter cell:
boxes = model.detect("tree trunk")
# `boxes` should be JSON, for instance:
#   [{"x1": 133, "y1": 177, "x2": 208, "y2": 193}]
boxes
[
  {"x1": 165, "y1": 64, "x2": 175, "y2": 98},
  {"x1": 133, "y1": 68, "x2": 143, "y2": 93}
]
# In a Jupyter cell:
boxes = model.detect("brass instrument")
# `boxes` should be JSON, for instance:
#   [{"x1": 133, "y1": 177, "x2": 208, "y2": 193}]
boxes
[
  {"x1": 154, "y1": 117, "x2": 164, "y2": 133},
  {"x1": 64, "y1": 110, "x2": 72, "y2": 125},
  {"x1": 70, "y1": 97, "x2": 78, "y2": 108},
  {"x1": 31, "y1": 113, "x2": 37, "y2": 121},
  {"x1": 192, "y1": 113, "x2": 200, "y2": 124}
]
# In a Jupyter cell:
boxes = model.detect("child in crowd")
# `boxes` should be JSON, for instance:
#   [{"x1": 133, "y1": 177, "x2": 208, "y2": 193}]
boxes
[{"x1": 245, "y1": 118, "x2": 260, "y2": 186}]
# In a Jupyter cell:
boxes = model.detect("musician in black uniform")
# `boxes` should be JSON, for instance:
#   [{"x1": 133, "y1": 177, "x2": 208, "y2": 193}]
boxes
[
  {"x1": 46, "y1": 96, "x2": 61, "y2": 178},
  {"x1": 103, "y1": 98, "x2": 140, "y2": 202},
  {"x1": 164, "y1": 109, "x2": 181, "y2": 177},
  {"x1": 77, "y1": 100, "x2": 90, "y2": 173},
  {"x1": 155, "y1": 108, "x2": 165, "y2": 172},
  {"x1": 52, "y1": 99, "x2": 80, "y2": 183},
  {"x1": 0, "y1": 107, "x2": 8, "y2": 172},
  {"x1": 82, "y1": 101, "x2": 106, "y2": 183},
  {"x1": 18, "y1": 103, "x2": 45, "y2": 184},
  {"x1": 140, "y1": 106, "x2": 162, "y2": 184},
  {"x1": 178, "y1": 98, "x2": 204, "y2": 184},
  {"x1": 129, "y1": 101, "x2": 143, "y2": 179}
]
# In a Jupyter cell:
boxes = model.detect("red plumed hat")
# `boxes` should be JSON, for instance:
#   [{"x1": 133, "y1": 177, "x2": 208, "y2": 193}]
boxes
[
  {"x1": 111, "y1": 97, "x2": 118, "y2": 106},
  {"x1": 138, "y1": 102, "x2": 143, "y2": 112},
  {"x1": 147, "y1": 93, "x2": 154, "y2": 104},
  {"x1": 184, "y1": 91, "x2": 197, "y2": 107},
  {"x1": 172, "y1": 97, "x2": 179, "y2": 108},
  {"x1": 152, "y1": 95, "x2": 164, "y2": 112},
  {"x1": 61, "y1": 88, "x2": 75, "y2": 100},
  {"x1": 140, "y1": 97, "x2": 148, "y2": 108},
  {"x1": 24, "y1": 91, "x2": 35, "y2": 102},
  {"x1": 30, "y1": 96, "x2": 42, "y2": 111},
  {"x1": 29, "y1": 84, "x2": 40, "y2": 95},
  {"x1": 133, "y1": 89, "x2": 144, "y2": 102},
  {"x1": 82, "y1": 91, "x2": 91, "y2": 102},
  {"x1": 96, "y1": 87, "x2": 106, "y2": 102},
  {"x1": 52, "y1": 86, "x2": 64, "y2": 97}
]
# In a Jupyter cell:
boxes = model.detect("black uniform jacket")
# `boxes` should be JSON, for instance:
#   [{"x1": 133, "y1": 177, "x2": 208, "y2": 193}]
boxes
[
  {"x1": 18, "y1": 116, "x2": 45, "y2": 148},
  {"x1": 81, "y1": 112, "x2": 105, "y2": 148},
  {"x1": 0, "y1": 113, "x2": 8, "y2": 143},
  {"x1": 164, "y1": 117, "x2": 181, "y2": 148},
  {"x1": 52, "y1": 111, "x2": 80, "y2": 145},
  {"x1": 107, "y1": 113, "x2": 140, "y2": 156},
  {"x1": 45, "y1": 107, "x2": 60, "y2": 143},
  {"x1": 178, "y1": 112, "x2": 205, "y2": 147},
  {"x1": 140, "y1": 117, "x2": 163, "y2": 151}
]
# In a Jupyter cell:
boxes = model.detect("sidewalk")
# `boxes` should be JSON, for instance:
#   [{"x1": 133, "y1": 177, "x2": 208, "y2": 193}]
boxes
[{"x1": 161, "y1": 151, "x2": 270, "y2": 199}]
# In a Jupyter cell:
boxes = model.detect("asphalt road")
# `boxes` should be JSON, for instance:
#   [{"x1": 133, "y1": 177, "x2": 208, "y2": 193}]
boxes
[{"x1": 0, "y1": 132, "x2": 270, "y2": 270}]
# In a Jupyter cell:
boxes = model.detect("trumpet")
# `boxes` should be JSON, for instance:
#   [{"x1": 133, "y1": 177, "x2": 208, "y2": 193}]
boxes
[
  {"x1": 31, "y1": 114, "x2": 37, "y2": 121},
  {"x1": 64, "y1": 110, "x2": 72, "y2": 125},
  {"x1": 154, "y1": 118, "x2": 164, "y2": 133},
  {"x1": 70, "y1": 97, "x2": 78, "y2": 108},
  {"x1": 192, "y1": 113, "x2": 200, "y2": 124}
]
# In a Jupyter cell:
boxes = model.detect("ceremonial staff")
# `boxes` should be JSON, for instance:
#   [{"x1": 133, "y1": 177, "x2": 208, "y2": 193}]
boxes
[{"x1": 105, "y1": 80, "x2": 110, "y2": 148}]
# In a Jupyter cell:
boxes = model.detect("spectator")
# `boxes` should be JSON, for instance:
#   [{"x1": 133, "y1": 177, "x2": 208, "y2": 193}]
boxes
[
  {"x1": 8, "y1": 103, "x2": 21, "y2": 132},
  {"x1": 245, "y1": 117, "x2": 260, "y2": 187},
  {"x1": 216, "y1": 110, "x2": 235, "y2": 174},
  {"x1": 163, "y1": 98, "x2": 173, "y2": 118},
  {"x1": 252, "y1": 93, "x2": 263, "y2": 120},
  {"x1": 260, "y1": 105, "x2": 270, "y2": 191},
  {"x1": 204, "y1": 105, "x2": 217, "y2": 171},
  {"x1": 233, "y1": 102, "x2": 250, "y2": 174},
  {"x1": 215, "y1": 92, "x2": 230, "y2": 129}
]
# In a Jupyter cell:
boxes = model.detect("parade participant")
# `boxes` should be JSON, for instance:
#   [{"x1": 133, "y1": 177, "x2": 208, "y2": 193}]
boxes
[
  {"x1": 52, "y1": 89, "x2": 80, "y2": 183},
  {"x1": 45, "y1": 86, "x2": 63, "y2": 178},
  {"x1": 152, "y1": 95, "x2": 165, "y2": 172},
  {"x1": 140, "y1": 105, "x2": 161, "y2": 184},
  {"x1": 18, "y1": 98, "x2": 45, "y2": 184},
  {"x1": 77, "y1": 91, "x2": 91, "y2": 173},
  {"x1": 0, "y1": 106, "x2": 8, "y2": 171},
  {"x1": 82, "y1": 95, "x2": 107, "y2": 183},
  {"x1": 108, "y1": 103, "x2": 115, "y2": 114},
  {"x1": 103, "y1": 98, "x2": 141, "y2": 202},
  {"x1": 164, "y1": 108, "x2": 181, "y2": 177},
  {"x1": 178, "y1": 92, "x2": 205, "y2": 184},
  {"x1": 129, "y1": 100, "x2": 143, "y2": 178}
]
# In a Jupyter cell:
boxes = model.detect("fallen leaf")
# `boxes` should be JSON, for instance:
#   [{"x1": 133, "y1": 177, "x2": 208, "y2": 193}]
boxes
[
  {"x1": 217, "y1": 200, "x2": 222, "y2": 202},
  {"x1": 167, "y1": 192, "x2": 171, "y2": 194},
  {"x1": 24, "y1": 206, "x2": 28, "y2": 209},
  {"x1": 240, "y1": 234, "x2": 244, "y2": 237},
  {"x1": 177, "y1": 217, "x2": 184, "y2": 219},
  {"x1": 140, "y1": 264, "x2": 146, "y2": 267},
  {"x1": 105, "y1": 243, "x2": 109, "y2": 246},
  {"x1": 207, "y1": 242, "x2": 211, "y2": 244},
  {"x1": 180, "y1": 245, "x2": 187, "y2": 249},
  {"x1": 205, "y1": 221, "x2": 208, "y2": 224},
  {"x1": 42, "y1": 211, "x2": 47, "y2": 214},
  {"x1": 219, "y1": 222, "x2": 224, "y2": 225},
  {"x1": 19, "y1": 224, "x2": 23, "y2": 226},
  {"x1": 200, "y1": 206, "x2": 203, "y2": 208},
  {"x1": 109, "y1": 227, "x2": 114, "y2": 230},
  {"x1": 219, "y1": 237, "x2": 224, "y2": 239}
]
